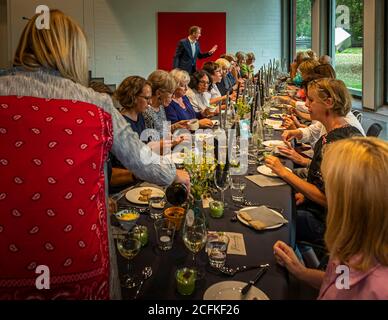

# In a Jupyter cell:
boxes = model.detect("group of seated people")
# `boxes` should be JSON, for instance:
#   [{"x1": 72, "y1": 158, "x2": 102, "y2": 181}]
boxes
[
  {"x1": 264, "y1": 49, "x2": 387, "y2": 299},
  {"x1": 90, "y1": 54, "x2": 251, "y2": 193},
  {"x1": 0, "y1": 10, "x2": 386, "y2": 300}
]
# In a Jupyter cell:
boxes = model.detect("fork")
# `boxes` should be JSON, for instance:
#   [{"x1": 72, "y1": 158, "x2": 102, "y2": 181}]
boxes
[{"x1": 219, "y1": 264, "x2": 269, "y2": 276}]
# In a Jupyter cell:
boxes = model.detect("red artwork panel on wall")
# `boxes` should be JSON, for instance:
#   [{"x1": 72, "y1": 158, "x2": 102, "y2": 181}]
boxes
[{"x1": 157, "y1": 12, "x2": 226, "y2": 71}]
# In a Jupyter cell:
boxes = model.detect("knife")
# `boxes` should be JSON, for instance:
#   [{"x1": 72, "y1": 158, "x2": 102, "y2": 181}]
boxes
[{"x1": 241, "y1": 264, "x2": 270, "y2": 296}]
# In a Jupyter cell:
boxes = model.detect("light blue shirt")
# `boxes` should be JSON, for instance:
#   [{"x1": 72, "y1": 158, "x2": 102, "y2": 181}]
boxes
[{"x1": 189, "y1": 39, "x2": 196, "y2": 58}]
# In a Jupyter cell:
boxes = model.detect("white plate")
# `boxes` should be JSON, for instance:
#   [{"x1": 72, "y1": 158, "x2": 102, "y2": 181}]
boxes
[
  {"x1": 257, "y1": 165, "x2": 292, "y2": 178},
  {"x1": 272, "y1": 123, "x2": 286, "y2": 131},
  {"x1": 237, "y1": 207, "x2": 284, "y2": 230},
  {"x1": 262, "y1": 140, "x2": 287, "y2": 148},
  {"x1": 203, "y1": 281, "x2": 269, "y2": 300},
  {"x1": 125, "y1": 187, "x2": 165, "y2": 205}
]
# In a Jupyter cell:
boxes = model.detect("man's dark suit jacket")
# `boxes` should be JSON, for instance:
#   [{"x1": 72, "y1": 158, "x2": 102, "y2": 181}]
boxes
[{"x1": 173, "y1": 38, "x2": 212, "y2": 74}]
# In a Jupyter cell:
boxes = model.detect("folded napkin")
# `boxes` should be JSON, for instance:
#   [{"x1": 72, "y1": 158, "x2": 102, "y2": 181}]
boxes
[
  {"x1": 302, "y1": 149, "x2": 314, "y2": 159},
  {"x1": 246, "y1": 174, "x2": 286, "y2": 187},
  {"x1": 238, "y1": 206, "x2": 288, "y2": 230}
]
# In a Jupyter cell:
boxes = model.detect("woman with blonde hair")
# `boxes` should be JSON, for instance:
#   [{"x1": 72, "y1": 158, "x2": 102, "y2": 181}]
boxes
[
  {"x1": 215, "y1": 58, "x2": 234, "y2": 95},
  {"x1": 0, "y1": 9, "x2": 188, "y2": 300},
  {"x1": 166, "y1": 69, "x2": 213, "y2": 128},
  {"x1": 265, "y1": 79, "x2": 363, "y2": 243},
  {"x1": 273, "y1": 137, "x2": 388, "y2": 299},
  {"x1": 290, "y1": 51, "x2": 309, "y2": 79},
  {"x1": 144, "y1": 70, "x2": 189, "y2": 137}
]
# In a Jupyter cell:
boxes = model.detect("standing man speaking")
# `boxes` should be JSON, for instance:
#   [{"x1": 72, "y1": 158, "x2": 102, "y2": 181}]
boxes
[{"x1": 173, "y1": 26, "x2": 218, "y2": 74}]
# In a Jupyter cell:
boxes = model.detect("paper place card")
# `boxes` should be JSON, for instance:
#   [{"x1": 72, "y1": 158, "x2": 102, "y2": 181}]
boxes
[
  {"x1": 202, "y1": 194, "x2": 214, "y2": 208},
  {"x1": 225, "y1": 232, "x2": 247, "y2": 256}
]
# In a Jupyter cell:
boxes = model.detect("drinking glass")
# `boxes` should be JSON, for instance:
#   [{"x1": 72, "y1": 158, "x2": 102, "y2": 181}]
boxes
[
  {"x1": 214, "y1": 169, "x2": 231, "y2": 206},
  {"x1": 182, "y1": 214, "x2": 207, "y2": 275},
  {"x1": 231, "y1": 177, "x2": 246, "y2": 203},
  {"x1": 206, "y1": 233, "x2": 229, "y2": 269},
  {"x1": 148, "y1": 196, "x2": 166, "y2": 220},
  {"x1": 154, "y1": 218, "x2": 175, "y2": 251},
  {"x1": 116, "y1": 234, "x2": 141, "y2": 288}
]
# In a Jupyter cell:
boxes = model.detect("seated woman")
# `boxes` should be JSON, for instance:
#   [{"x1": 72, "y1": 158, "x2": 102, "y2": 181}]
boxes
[
  {"x1": 0, "y1": 9, "x2": 188, "y2": 300},
  {"x1": 215, "y1": 58, "x2": 234, "y2": 96},
  {"x1": 220, "y1": 54, "x2": 240, "y2": 88},
  {"x1": 202, "y1": 61, "x2": 236, "y2": 106},
  {"x1": 290, "y1": 51, "x2": 309, "y2": 80},
  {"x1": 265, "y1": 79, "x2": 363, "y2": 244},
  {"x1": 186, "y1": 70, "x2": 213, "y2": 112},
  {"x1": 240, "y1": 52, "x2": 255, "y2": 79},
  {"x1": 273, "y1": 137, "x2": 388, "y2": 299},
  {"x1": 166, "y1": 69, "x2": 213, "y2": 128},
  {"x1": 114, "y1": 76, "x2": 150, "y2": 137},
  {"x1": 144, "y1": 70, "x2": 188, "y2": 138}
]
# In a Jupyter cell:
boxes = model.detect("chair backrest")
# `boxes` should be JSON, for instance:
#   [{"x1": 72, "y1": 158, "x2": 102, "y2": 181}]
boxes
[
  {"x1": 366, "y1": 123, "x2": 383, "y2": 137},
  {"x1": 351, "y1": 109, "x2": 363, "y2": 124}
]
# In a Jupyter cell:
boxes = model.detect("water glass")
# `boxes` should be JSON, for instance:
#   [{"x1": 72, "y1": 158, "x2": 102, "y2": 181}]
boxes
[
  {"x1": 148, "y1": 196, "x2": 166, "y2": 220},
  {"x1": 206, "y1": 233, "x2": 229, "y2": 269},
  {"x1": 154, "y1": 218, "x2": 175, "y2": 251},
  {"x1": 231, "y1": 177, "x2": 246, "y2": 202}
]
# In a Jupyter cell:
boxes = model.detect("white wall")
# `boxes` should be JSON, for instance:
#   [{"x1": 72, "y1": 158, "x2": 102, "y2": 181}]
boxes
[
  {"x1": 6, "y1": 0, "x2": 282, "y2": 85},
  {"x1": 91, "y1": 0, "x2": 282, "y2": 85}
]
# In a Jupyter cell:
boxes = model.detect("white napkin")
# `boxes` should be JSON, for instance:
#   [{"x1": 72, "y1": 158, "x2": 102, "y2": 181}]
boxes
[
  {"x1": 246, "y1": 174, "x2": 286, "y2": 187},
  {"x1": 239, "y1": 206, "x2": 288, "y2": 230}
]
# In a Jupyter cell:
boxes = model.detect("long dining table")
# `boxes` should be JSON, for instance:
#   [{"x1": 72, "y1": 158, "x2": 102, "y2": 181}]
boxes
[{"x1": 113, "y1": 121, "x2": 299, "y2": 300}]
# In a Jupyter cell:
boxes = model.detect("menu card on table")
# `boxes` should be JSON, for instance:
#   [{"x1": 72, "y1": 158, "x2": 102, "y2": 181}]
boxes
[{"x1": 208, "y1": 231, "x2": 246, "y2": 256}]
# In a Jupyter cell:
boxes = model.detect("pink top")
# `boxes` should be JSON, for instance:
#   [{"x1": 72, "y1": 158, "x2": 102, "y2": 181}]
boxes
[{"x1": 318, "y1": 257, "x2": 388, "y2": 300}]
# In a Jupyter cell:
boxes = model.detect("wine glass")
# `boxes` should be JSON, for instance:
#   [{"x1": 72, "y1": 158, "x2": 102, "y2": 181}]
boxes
[
  {"x1": 116, "y1": 234, "x2": 141, "y2": 288},
  {"x1": 182, "y1": 213, "x2": 207, "y2": 277},
  {"x1": 214, "y1": 168, "x2": 231, "y2": 206}
]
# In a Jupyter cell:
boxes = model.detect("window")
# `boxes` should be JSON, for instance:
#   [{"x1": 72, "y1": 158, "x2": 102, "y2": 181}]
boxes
[
  {"x1": 295, "y1": 0, "x2": 312, "y2": 52},
  {"x1": 333, "y1": 0, "x2": 363, "y2": 94}
]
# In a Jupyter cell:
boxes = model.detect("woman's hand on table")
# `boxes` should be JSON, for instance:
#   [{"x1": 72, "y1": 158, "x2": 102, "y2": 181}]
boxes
[
  {"x1": 282, "y1": 129, "x2": 303, "y2": 142},
  {"x1": 273, "y1": 241, "x2": 307, "y2": 279},
  {"x1": 277, "y1": 146, "x2": 310, "y2": 167},
  {"x1": 264, "y1": 156, "x2": 290, "y2": 179},
  {"x1": 295, "y1": 192, "x2": 305, "y2": 206},
  {"x1": 199, "y1": 118, "x2": 214, "y2": 128},
  {"x1": 172, "y1": 120, "x2": 189, "y2": 131}
]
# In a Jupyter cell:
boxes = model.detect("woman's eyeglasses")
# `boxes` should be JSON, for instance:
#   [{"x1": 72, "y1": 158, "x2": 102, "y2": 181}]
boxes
[
  {"x1": 137, "y1": 95, "x2": 152, "y2": 101},
  {"x1": 199, "y1": 80, "x2": 210, "y2": 85}
]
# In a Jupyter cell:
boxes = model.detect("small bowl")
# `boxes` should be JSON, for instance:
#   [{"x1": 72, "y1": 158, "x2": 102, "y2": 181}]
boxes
[
  {"x1": 164, "y1": 207, "x2": 185, "y2": 231},
  {"x1": 114, "y1": 209, "x2": 140, "y2": 231}
]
